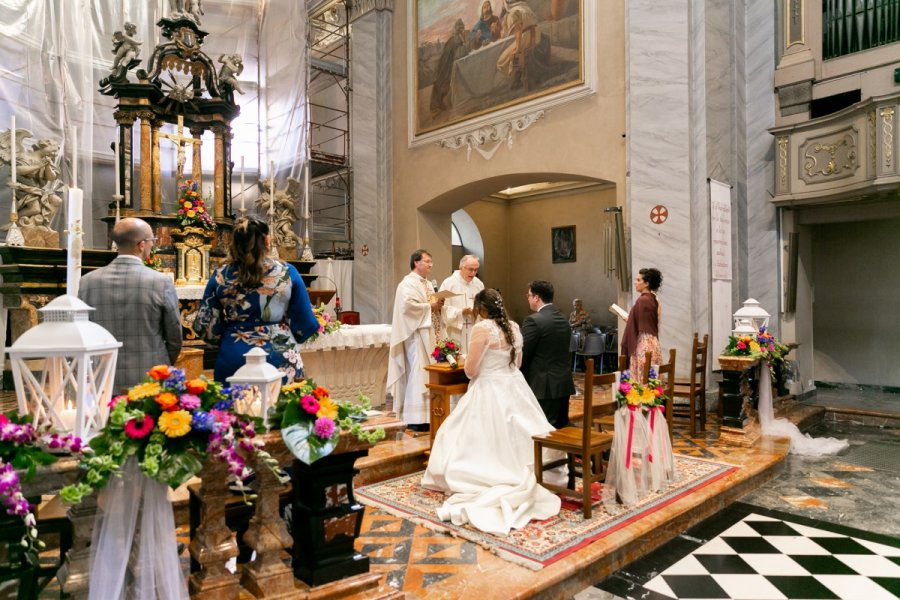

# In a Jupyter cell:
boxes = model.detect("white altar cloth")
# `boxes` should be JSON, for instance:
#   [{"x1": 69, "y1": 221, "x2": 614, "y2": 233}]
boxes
[{"x1": 300, "y1": 324, "x2": 392, "y2": 408}]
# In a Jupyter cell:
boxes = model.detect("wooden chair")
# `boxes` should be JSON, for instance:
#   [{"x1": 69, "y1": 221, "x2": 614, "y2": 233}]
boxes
[
  {"x1": 339, "y1": 310, "x2": 360, "y2": 325},
  {"x1": 671, "y1": 333, "x2": 708, "y2": 437},
  {"x1": 655, "y1": 348, "x2": 677, "y2": 438},
  {"x1": 596, "y1": 352, "x2": 652, "y2": 433},
  {"x1": 533, "y1": 359, "x2": 614, "y2": 519}
]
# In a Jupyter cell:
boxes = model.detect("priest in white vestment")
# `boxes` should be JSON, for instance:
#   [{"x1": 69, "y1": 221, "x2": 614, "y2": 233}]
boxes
[
  {"x1": 439, "y1": 254, "x2": 484, "y2": 355},
  {"x1": 387, "y1": 249, "x2": 444, "y2": 431}
]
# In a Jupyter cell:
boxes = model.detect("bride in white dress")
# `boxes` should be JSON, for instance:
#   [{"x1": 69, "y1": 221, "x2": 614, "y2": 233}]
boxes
[{"x1": 422, "y1": 289, "x2": 562, "y2": 535}]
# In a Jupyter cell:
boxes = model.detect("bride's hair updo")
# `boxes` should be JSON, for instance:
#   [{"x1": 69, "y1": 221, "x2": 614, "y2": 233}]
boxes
[{"x1": 473, "y1": 288, "x2": 516, "y2": 366}]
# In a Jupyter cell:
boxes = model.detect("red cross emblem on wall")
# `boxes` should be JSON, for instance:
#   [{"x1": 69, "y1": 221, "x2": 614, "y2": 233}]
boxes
[{"x1": 650, "y1": 205, "x2": 668, "y2": 224}]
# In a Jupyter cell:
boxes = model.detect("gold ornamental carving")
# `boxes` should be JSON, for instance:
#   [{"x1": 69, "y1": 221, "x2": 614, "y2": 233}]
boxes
[
  {"x1": 881, "y1": 106, "x2": 894, "y2": 170},
  {"x1": 777, "y1": 136, "x2": 789, "y2": 192},
  {"x1": 173, "y1": 226, "x2": 213, "y2": 286},
  {"x1": 800, "y1": 129, "x2": 858, "y2": 183},
  {"x1": 868, "y1": 110, "x2": 876, "y2": 175}
]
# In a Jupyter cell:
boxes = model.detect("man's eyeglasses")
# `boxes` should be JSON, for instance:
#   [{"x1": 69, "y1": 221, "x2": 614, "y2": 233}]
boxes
[{"x1": 142, "y1": 237, "x2": 158, "y2": 243}]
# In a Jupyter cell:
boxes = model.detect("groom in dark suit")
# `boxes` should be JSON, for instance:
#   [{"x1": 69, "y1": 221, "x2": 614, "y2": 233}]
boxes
[{"x1": 521, "y1": 280, "x2": 576, "y2": 428}]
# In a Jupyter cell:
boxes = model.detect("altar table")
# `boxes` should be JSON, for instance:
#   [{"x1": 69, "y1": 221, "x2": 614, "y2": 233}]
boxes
[{"x1": 300, "y1": 324, "x2": 392, "y2": 408}]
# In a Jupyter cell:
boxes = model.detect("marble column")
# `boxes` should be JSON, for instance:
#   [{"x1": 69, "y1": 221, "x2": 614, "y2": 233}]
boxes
[
  {"x1": 350, "y1": 3, "x2": 393, "y2": 324},
  {"x1": 138, "y1": 111, "x2": 154, "y2": 213},
  {"x1": 213, "y1": 126, "x2": 225, "y2": 220},
  {"x1": 151, "y1": 120, "x2": 162, "y2": 213}
]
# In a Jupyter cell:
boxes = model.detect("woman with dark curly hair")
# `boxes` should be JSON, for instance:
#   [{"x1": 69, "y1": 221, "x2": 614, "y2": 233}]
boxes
[
  {"x1": 422, "y1": 288, "x2": 562, "y2": 535},
  {"x1": 620, "y1": 267, "x2": 663, "y2": 378},
  {"x1": 193, "y1": 216, "x2": 319, "y2": 381}
]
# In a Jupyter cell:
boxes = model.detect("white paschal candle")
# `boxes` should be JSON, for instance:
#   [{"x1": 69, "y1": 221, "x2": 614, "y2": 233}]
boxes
[
  {"x1": 71, "y1": 126, "x2": 77, "y2": 187},
  {"x1": 269, "y1": 161, "x2": 275, "y2": 213},
  {"x1": 9, "y1": 115, "x2": 15, "y2": 188},
  {"x1": 240, "y1": 156, "x2": 245, "y2": 211},
  {"x1": 114, "y1": 139, "x2": 120, "y2": 197},
  {"x1": 66, "y1": 187, "x2": 83, "y2": 296}
]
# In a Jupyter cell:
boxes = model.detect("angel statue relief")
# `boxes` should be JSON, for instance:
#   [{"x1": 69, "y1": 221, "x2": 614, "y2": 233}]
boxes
[
  {"x1": 168, "y1": 0, "x2": 203, "y2": 24},
  {"x1": 218, "y1": 54, "x2": 245, "y2": 95},
  {"x1": 257, "y1": 178, "x2": 303, "y2": 259},
  {"x1": 0, "y1": 128, "x2": 64, "y2": 247},
  {"x1": 100, "y1": 22, "x2": 142, "y2": 87}
]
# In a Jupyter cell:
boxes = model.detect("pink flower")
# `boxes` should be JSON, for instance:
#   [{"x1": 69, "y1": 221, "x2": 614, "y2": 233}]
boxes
[
  {"x1": 124, "y1": 416, "x2": 155, "y2": 439},
  {"x1": 736, "y1": 341, "x2": 747, "y2": 350},
  {"x1": 618, "y1": 382, "x2": 632, "y2": 395},
  {"x1": 300, "y1": 395, "x2": 320, "y2": 414},
  {"x1": 108, "y1": 394, "x2": 127, "y2": 408},
  {"x1": 314, "y1": 417, "x2": 335, "y2": 439},
  {"x1": 179, "y1": 394, "x2": 201, "y2": 410}
]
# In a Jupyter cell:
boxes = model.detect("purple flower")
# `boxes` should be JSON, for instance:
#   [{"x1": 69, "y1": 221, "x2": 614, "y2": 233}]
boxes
[
  {"x1": 179, "y1": 394, "x2": 201, "y2": 410},
  {"x1": 314, "y1": 417, "x2": 335, "y2": 439},
  {"x1": 191, "y1": 411, "x2": 215, "y2": 432}
]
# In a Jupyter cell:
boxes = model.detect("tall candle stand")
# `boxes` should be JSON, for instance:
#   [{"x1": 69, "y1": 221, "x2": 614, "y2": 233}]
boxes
[{"x1": 110, "y1": 194, "x2": 123, "y2": 252}]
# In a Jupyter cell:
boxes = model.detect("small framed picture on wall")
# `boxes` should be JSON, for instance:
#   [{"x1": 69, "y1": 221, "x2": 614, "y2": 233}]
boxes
[{"x1": 551, "y1": 226, "x2": 576, "y2": 263}]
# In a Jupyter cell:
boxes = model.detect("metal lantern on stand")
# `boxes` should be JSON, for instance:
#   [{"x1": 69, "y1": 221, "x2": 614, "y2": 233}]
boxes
[
  {"x1": 732, "y1": 298, "x2": 770, "y2": 335},
  {"x1": 7, "y1": 295, "x2": 122, "y2": 440},
  {"x1": 227, "y1": 347, "x2": 283, "y2": 429}
]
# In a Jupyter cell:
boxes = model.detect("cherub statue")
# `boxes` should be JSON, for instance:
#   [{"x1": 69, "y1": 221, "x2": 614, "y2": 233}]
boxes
[
  {"x1": 101, "y1": 22, "x2": 142, "y2": 86},
  {"x1": 218, "y1": 54, "x2": 245, "y2": 95},
  {"x1": 168, "y1": 0, "x2": 202, "y2": 23},
  {"x1": 0, "y1": 130, "x2": 64, "y2": 237},
  {"x1": 256, "y1": 178, "x2": 303, "y2": 249}
]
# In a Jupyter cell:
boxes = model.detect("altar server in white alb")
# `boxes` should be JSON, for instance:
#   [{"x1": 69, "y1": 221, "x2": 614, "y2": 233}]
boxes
[
  {"x1": 387, "y1": 249, "x2": 444, "y2": 432},
  {"x1": 439, "y1": 254, "x2": 484, "y2": 355}
]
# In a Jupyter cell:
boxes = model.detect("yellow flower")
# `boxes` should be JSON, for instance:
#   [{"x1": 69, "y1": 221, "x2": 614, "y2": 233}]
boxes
[
  {"x1": 183, "y1": 201, "x2": 193, "y2": 209},
  {"x1": 128, "y1": 381, "x2": 161, "y2": 401},
  {"x1": 158, "y1": 410, "x2": 192, "y2": 437},
  {"x1": 197, "y1": 207, "x2": 204, "y2": 213},
  {"x1": 187, "y1": 210, "x2": 196, "y2": 218},
  {"x1": 626, "y1": 389, "x2": 642, "y2": 406},
  {"x1": 641, "y1": 386, "x2": 657, "y2": 405},
  {"x1": 749, "y1": 341, "x2": 760, "y2": 352},
  {"x1": 316, "y1": 397, "x2": 339, "y2": 420}
]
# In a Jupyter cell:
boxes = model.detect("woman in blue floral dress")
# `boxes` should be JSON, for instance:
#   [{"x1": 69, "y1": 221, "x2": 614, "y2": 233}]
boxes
[{"x1": 194, "y1": 216, "x2": 319, "y2": 381}]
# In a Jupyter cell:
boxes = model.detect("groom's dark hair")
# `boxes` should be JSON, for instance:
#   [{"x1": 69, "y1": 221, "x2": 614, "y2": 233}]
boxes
[{"x1": 528, "y1": 280, "x2": 554, "y2": 303}]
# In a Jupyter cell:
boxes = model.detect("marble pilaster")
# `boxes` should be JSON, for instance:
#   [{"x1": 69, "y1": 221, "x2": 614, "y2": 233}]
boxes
[{"x1": 350, "y1": 6, "x2": 393, "y2": 324}]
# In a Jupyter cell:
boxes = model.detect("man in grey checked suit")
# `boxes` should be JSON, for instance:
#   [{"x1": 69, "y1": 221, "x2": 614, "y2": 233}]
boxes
[{"x1": 79, "y1": 218, "x2": 182, "y2": 391}]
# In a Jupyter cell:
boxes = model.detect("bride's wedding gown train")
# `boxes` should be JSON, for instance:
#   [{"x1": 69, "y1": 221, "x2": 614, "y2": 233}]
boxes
[{"x1": 421, "y1": 320, "x2": 562, "y2": 535}]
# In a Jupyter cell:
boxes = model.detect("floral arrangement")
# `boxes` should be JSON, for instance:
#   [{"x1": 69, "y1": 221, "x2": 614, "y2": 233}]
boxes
[
  {"x1": 60, "y1": 365, "x2": 280, "y2": 506},
  {"x1": 615, "y1": 368, "x2": 668, "y2": 408},
  {"x1": 722, "y1": 326, "x2": 789, "y2": 365},
  {"x1": 305, "y1": 305, "x2": 341, "y2": 343},
  {"x1": 176, "y1": 179, "x2": 215, "y2": 230},
  {"x1": 269, "y1": 379, "x2": 385, "y2": 465},
  {"x1": 432, "y1": 338, "x2": 460, "y2": 367},
  {"x1": 0, "y1": 413, "x2": 85, "y2": 554},
  {"x1": 144, "y1": 246, "x2": 162, "y2": 270}
]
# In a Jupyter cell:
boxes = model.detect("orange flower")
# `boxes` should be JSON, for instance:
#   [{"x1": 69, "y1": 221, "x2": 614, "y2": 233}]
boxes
[
  {"x1": 186, "y1": 378, "x2": 208, "y2": 394},
  {"x1": 312, "y1": 386, "x2": 329, "y2": 400},
  {"x1": 155, "y1": 392, "x2": 179, "y2": 410},
  {"x1": 148, "y1": 365, "x2": 171, "y2": 381}
]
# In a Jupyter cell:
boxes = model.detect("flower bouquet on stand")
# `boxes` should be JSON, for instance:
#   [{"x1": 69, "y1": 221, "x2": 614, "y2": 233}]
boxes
[
  {"x1": 269, "y1": 379, "x2": 385, "y2": 465},
  {"x1": 641, "y1": 368, "x2": 675, "y2": 492},
  {"x1": 176, "y1": 179, "x2": 216, "y2": 230},
  {"x1": 59, "y1": 365, "x2": 280, "y2": 600},
  {"x1": 0, "y1": 414, "x2": 84, "y2": 555},
  {"x1": 305, "y1": 305, "x2": 342, "y2": 343},
  {"x1": 722, "y1": 326, "x2": 789, "y2": 370},
  {"x1": 432, "y1": 338, "x2": 460, "y2": 368},
  {"x1": 601, "y1": 370, "x2": 651, "y2": 511}
]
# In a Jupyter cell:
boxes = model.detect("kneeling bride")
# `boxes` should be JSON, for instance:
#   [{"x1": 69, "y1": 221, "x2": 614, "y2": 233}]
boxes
[{"x1": 422, "y1": 289, "x2": 562, "y2": 535}]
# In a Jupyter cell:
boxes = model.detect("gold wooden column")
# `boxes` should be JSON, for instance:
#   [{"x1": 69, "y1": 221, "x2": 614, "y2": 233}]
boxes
[
  {"x1": 137, "y1": 111, "x2": 154, "y2": 213},
  {"x1": 212, "y1": 125, "x2": 225, "y2": 219},
  {"x1": 191, "y1": 126, "x2": 203, "y2": 185},
  {"x1": 151, "y1": 119, "x2": 162, "y2": 213}
]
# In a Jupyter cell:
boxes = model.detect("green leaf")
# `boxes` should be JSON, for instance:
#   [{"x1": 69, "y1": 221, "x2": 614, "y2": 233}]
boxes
[{"x1": 157, "y1": 451, "x2": 204, "y2": 489}]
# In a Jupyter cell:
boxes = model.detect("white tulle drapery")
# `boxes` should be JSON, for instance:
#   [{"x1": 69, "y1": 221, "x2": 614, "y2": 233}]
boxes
[
  {"x1": 88, "y1": 458, "x2": 188, "y2": 600},
  {"x1": 757, "y1": 364, "x2": 848, "y2": 456},
  {"x1": 646, "y1": 405, "x2": 676, "y2": 492},
  {"x1": 602, "y1": 404, "x2": 650, "y2": 512}
]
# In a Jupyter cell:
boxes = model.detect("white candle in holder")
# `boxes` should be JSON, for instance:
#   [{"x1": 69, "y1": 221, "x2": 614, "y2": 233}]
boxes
[
  {"x1": 269, "y1": 161, "x2": 275, "y2": 214},
  {"x1": 240, "y1": 156, "x2": 245, "y2": 212},
  {"x1": 114, "y1": 140, "x2": 120, "y2": 197},
  {"x1": 9, "y1": 115, "x2": 15, "y2": 187},
  {"x1": 59, "y1": 407, "x2": 77, "y2": 432},
  {"x1": 71, "y1": 126, "x2": 77, "y2": 187},
  {"x1": 66, "y1": 187, "x2": 83, "y2": 296}
]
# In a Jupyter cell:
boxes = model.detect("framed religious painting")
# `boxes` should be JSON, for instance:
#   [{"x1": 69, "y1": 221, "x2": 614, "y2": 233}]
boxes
[
  {"x1": 409, "y1": 0, "x2": 594, "y2": 144},
  {"x1": 551, "y1": 226, "x2": 576, "y2": 263}
]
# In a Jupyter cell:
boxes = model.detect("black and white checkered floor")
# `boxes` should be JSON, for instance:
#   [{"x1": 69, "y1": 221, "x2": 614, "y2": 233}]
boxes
[{"x1": 596, "y1": 502, "x2": 900, "y2": 600}]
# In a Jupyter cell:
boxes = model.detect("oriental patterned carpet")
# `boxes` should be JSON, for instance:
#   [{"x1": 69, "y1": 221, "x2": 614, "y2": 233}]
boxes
[{"x1": 355, "y1": 454, "x2": 738, "y2": 570}]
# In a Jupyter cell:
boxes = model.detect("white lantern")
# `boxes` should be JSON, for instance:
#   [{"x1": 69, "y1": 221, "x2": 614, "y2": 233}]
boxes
[
  {"x1": 733, "y1": 298, "x2": 770, "y2": 335},
  {"x1": 227, "y1": 347, "x2": 282, "y2": 429},
  {"x1": 8, "y1": 295, "x2": 121, "y2": 440}
]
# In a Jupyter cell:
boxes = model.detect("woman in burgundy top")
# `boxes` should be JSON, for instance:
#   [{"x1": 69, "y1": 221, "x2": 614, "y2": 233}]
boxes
[{"x1": 620, "y1": 268, "x2": 662, "y2": 379}]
